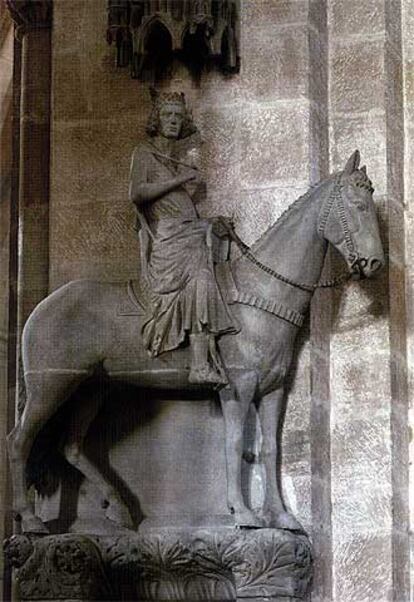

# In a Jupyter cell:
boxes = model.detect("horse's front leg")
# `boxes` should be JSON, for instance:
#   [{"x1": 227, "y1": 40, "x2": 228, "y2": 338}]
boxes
[
  {"x1": 259, "y1": 388, "x2": 304, "y2": 532},
  {"x1": 220, "y1": 372, "x2": 263, "y2": 527}
]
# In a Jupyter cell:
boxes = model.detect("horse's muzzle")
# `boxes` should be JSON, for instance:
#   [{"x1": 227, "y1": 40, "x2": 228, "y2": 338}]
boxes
[{"x1": 353, "y1": 256, "x2": 384, "y2": 279}]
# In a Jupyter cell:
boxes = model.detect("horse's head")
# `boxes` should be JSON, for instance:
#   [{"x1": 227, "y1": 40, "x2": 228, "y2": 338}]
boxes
[{"x1": 319, "y1": 150, "x2": 385, "y2": 279}]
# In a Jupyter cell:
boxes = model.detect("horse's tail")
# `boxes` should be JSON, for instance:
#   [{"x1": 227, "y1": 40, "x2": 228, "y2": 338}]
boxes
[{"x1": 18, "y1": 354, "x2": 64, "y2": 497}]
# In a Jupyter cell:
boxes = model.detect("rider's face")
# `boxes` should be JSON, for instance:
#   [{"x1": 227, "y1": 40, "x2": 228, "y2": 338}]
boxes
[{"x1": 159, "y1": 102, "x2": 185, "y2": 139}]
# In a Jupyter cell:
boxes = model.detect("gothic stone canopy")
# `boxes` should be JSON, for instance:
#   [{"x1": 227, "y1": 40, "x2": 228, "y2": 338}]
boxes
[
  {"x1": 106, "y1": 0, "x2": 240, "y2": 78},
  {"x1": 5, "y1": 0, "x2": 52, "y2": 36}
]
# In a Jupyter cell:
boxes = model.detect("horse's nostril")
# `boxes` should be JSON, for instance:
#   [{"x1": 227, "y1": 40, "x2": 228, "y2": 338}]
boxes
[{"x1": 368, "y1": 258, "x2": 383, "y2": 273}]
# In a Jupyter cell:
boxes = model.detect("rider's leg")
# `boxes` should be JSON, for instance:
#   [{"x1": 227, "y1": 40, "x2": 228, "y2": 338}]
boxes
[{"x1": 188, "y1": 329, "x2": 227, "y2": 385}]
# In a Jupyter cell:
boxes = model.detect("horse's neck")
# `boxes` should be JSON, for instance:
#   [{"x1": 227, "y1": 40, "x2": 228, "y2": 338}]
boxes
[{"x1": 233, "y1": 187, "x2": 328, "y2": 311}]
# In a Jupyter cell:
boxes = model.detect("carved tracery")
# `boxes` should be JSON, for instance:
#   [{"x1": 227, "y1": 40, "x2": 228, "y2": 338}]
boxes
[{"x1": 106, "y1": 0, "x2": 240, "y2": 78}]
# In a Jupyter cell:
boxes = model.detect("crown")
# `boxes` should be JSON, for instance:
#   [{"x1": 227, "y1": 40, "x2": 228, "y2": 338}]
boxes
[{"x1": 150, "y1": 87, "x2": 186, "y2": 106}]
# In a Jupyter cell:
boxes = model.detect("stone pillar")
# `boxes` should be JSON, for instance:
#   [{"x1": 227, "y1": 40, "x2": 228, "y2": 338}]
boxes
[
  {"x1": 234, "y1": 0, "x2": 332, "y2": 546},
  {"x1": 307, "y1": 3, "x2": 333, "y2": 602},
  {"x1": 3, "y1": 2, "x2": 52, "y2": 597},
  {"x1": 402, "y1": 0, "x2": 414, "y2": 596},
  {"x1": 384, "y1": 4, "x2": 411, "y2": 599},
  {"x1": 328, "y1": 1, "x2": 410, "y2": 600},
  {"x1": 0, "y1": 5, "x2": 16, "y2": 598},
  {"x1": 5, "y1": 0, "x2": 52, "y2": 327}
]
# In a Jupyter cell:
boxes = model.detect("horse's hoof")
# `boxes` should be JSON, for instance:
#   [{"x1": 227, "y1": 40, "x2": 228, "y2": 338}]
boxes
[
  {"x1": 263, "y1": 510, "x2": 306, "y2": 533},
  {"x1": 105, "y1": 501, "x2": 134, "y2": 529},
  {"x1": 234, "y1": 509, "x2": 264, "y2": 529},
  {"x1": 21, "y1": 516, "x2": 49, "y2": 535}
]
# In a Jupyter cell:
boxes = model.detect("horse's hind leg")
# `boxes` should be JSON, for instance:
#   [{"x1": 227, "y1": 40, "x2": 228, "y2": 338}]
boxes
[
  {"x1": 63, "y1": 395, "x2": 133, "y2": 529},
  {"x1": 7, "y1": 370, "x2": 88, "y2": 534}
]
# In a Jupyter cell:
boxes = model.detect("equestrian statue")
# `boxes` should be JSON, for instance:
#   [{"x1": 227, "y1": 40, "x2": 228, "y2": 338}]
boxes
[{"x1": 7, "y1": 91, "x2": 385, "y2": 535}]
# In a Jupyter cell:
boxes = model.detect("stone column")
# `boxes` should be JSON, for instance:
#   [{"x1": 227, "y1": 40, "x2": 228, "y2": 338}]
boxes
[
  {"x1": 307, "y1": 3, "x2": 333, "y2": 602},
  {"x1": 402, "y1": 0, "x2": 414, "y2": 595},
  {"x1": 328, "y1": 1, "x2": 410, "y2": 600},
  {"x1": 3, "y1": 2, "x2": 52, "y2": 598},
  {"x1": 5, "y1": 0, "x2": 52, "y2": 327},
  {"x1": 233, "y1": 0, "x2": 333, "y2": 549},
  {"x1": 0, "y1": 5, "x2": 16, "y2": 598}
]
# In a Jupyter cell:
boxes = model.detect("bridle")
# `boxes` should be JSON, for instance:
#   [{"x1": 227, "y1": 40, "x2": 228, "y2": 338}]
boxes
[
  {"x1": 317, "y1": 175, "x2": 366, "y2": 277},
  {"x1": 228, "y1": 175, "x2": 362, "y2": 293}
]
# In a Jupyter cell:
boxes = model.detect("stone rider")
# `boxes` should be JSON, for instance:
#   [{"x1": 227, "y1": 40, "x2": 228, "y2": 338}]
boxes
[{"x1": 129, "y1": 89, "x2": 237, "y2": 385}]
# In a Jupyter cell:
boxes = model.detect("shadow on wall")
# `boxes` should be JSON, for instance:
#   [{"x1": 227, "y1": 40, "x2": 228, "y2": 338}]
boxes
[{"x1": 27, "y1": 379, "x2": 227, "y2": 533}]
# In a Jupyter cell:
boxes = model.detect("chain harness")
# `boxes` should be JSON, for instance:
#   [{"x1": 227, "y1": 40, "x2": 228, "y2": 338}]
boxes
[{"x1": 228, "y1": 175, "x2": 360, "y2": 294}]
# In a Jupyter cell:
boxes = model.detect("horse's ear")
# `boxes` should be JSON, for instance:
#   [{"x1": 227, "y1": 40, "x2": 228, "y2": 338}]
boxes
[
  {"x1": 344, "y1": 150, "x2": 360, "y2": 174},
  {"x1": 361, "y1": 165, "x2": 367, "y2": 174}
]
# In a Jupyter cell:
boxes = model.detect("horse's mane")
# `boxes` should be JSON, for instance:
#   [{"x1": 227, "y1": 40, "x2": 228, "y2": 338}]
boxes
[{"x1": 252, "y1": 172, "x2": 340, "y2": 248}]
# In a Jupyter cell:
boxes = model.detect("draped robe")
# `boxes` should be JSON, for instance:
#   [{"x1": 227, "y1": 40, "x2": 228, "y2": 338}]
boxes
[{"x1": 130, "y1": 142, "x2": 237, "y2": 357}]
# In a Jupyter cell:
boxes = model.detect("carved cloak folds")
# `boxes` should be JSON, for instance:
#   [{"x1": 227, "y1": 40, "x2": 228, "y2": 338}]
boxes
[{"x1": 130, "y1": 142, "x2": 236, "y2": 356}]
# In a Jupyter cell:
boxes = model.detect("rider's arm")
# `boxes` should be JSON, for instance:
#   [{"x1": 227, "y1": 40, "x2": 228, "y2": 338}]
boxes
[{"x1": 129, "y1": 147, "x2": 196, "y2": 207}]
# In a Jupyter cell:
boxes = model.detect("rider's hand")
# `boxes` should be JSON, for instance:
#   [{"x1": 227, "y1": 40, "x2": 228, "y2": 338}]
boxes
[
  {"x1": 177, "y1": 167, "x2": 200, "y2": 186},
  {"x1": 211, "y1": 216, "x2": 235, "y2": 238}
]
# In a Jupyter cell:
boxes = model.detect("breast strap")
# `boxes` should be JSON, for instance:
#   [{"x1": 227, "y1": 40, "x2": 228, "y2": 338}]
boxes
[
  {"x1": 216, "y1": 262, "x2": 305, "y2": 328},
  {"x1": 228, "y1": 290, "x2": 305, "y2": 327}
]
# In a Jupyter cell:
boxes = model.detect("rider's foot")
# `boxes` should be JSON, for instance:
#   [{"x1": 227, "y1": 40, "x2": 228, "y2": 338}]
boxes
[
  {"x1": 189, "y1": 364, "x2": 227, "y2": 386},
  {"x1": 189, "y1": 333, "x2": 228, "y2": 386}
]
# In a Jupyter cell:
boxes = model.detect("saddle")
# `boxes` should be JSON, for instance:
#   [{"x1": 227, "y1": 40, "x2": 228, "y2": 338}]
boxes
[
  {"x1": 117, "y1": 261, "x2": 305, "y2": 328},
  {"x1": 117, "y1": 261, "x2": 239, "y2": 320}
]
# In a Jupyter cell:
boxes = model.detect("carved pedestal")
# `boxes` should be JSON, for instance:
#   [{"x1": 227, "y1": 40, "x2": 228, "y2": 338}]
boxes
[{"x1": 5, "y1": 528, "x2": 312, "y2": 601}]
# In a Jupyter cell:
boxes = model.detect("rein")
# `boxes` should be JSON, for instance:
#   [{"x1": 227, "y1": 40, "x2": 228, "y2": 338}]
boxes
[{"x1": 228, "y1": 176, "x2": 357, "y2": 293}]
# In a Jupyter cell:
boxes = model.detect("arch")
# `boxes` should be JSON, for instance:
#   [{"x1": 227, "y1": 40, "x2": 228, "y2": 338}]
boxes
[
  {"x1": 137, "y1": 16, "x2": 174, "y2": 55},
  {"x1": 133, "y1": 17, "x2": 174, "y2": 79}
]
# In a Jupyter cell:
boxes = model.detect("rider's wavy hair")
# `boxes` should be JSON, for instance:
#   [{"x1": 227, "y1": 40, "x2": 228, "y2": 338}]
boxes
[{"x1": 146, "y1": 88, "x2": 198, "y2": 139}]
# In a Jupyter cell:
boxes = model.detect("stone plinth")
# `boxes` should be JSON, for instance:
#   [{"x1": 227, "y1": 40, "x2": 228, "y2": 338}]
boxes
[{"x1": 5, "y1": 529, "x2": 312, "y2": 601}]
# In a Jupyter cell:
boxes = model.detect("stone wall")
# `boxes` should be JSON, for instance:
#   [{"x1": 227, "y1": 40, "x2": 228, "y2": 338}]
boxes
[
  {"x1": 2, "y1": 0, "x2": 413, "y2": 600},
  {"x1": 328, "y1": 1, "x2": 410, "y2": 600}
]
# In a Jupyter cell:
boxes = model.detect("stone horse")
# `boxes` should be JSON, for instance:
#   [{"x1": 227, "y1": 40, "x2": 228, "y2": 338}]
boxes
[{"x1": 7, "y1": 150, "x2": 384, "y2": 534}]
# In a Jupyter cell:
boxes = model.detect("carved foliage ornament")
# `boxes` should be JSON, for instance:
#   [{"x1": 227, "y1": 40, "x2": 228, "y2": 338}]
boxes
[
  {"x1": 5, "y1": 530, "x2": 312, "y2": 600},
  {"x1": 5, "y1": 0, "x2": 52, "y2": 36},
  {"x1": 4, "y1": 535, "x2": 112, "y2": 600},
  {"x1": 106, "y1": 0, "x2": 240, "y2": 78}
]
